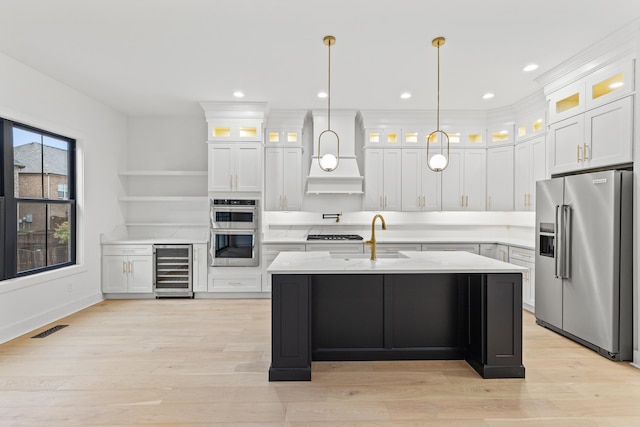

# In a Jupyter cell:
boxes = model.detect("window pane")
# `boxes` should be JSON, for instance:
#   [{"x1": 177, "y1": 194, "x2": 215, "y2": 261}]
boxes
[
  {"x1": 49, "y1": 204, "x2": 71, "y2": 267},
  {"x1": 43, "y1": 135, "x2": 70, "y2": 200},
  {"x1": 17, "y1": 202, "x2": 47, "y2": 272},
  {"x1": 13, "y1": 127, "x2": 43, "y2": 198}
]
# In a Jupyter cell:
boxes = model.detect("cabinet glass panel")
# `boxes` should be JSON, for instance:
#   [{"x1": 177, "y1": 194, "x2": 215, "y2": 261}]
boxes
[
  {"x1": 592, "y1": 72, "x2": 624, "y2": 100},
  {"x1": 492, "y1": 130, "x2": 510, "y2": 142},
  {"x1": 518, "y1": 125, "x2": 527, "y2": 138},
  {"x1": 405, "y1": 132, "x2": 418, "y2": 143},
  {"x1": 555, "y1": 93, "x2": 580, "y2": 114},
  {"x1": 268, "y1": 132, "x2": 280, "y2": 143},
  {"x1": 467, "y1": 133, "x2": 483, "y2": 144},
  {"x1": 239, "y1": 127, "x2": 257, "y2": 138},
  {"x1": 533, "y1": 119, "x2": 543, "y2": 133},
  {"x1": 369, "y1": 132, "x2": 380, "y2": 143},
  {"x1": 287, "y1": 132, "x2": 298, "y2": 143},
  {"x1": 387, "y1": 132, "x2": 398, "y2": 143},
  {"x1": 213, "y1": 127, "x2": 231, "y2": 137}
]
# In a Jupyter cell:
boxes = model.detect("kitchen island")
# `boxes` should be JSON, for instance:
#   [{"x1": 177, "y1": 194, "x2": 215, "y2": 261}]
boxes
[{"x1": 268, "y1": 251, "x2": 526, "y2": 381}]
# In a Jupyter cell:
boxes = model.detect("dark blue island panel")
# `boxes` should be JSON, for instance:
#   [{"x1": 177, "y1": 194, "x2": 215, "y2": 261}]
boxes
[{"x1": 269, "y1": 273, "x2": 524, "y2": 381}]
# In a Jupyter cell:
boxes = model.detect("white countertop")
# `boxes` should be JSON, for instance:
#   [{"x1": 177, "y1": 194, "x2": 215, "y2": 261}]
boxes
[
  {"x1": 262, "y1": 236, "x2": 534, "y2": 250},
  {"x1": 103, "y1": 238, "x2": 208, "y2": 245},
  {"x1": 267, "y1": 251, "x2": 528, "y2": 275}
]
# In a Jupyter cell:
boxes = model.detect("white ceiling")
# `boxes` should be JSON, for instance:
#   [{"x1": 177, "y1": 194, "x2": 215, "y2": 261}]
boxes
[{"x1": 1, "y1": 0, "x2": 640, "y2": 117}]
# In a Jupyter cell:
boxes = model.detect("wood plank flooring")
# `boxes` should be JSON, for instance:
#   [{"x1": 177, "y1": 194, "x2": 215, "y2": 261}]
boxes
[{"x1": 1, "y1": 298, "x2": 640, "y2": 426}]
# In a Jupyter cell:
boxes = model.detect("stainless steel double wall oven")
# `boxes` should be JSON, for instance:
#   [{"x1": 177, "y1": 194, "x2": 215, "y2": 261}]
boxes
[{"x1": 209, "y1": 199, "x2": 259, "y2": 266}]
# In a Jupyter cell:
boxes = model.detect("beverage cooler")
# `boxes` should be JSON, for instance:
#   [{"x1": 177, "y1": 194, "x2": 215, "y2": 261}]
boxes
[{"x1": 153, "y1": 244, "x2": 193, "y2": 298}]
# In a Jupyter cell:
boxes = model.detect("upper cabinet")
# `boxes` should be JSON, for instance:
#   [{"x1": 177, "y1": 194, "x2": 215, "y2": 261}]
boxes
[
  {"x1": 264, "y1": 147, "x2": 302, "y2": 211},
  {"x1": 364, "y1": 128, "x2": 402, "y2": 146},
  {"x1": 206, "y1": 119, "x2": 263, "y2": 142},
  {"x1": 401, "y1": 149, "x2": 441, "y2": 211},
  {"x1": 514, "y1": 136, "x2": 546, "y2": 211},
  {"x1": 441, "y1": 149, "x2": 486, "y2": 211},
  {"x1": 208, "y1": 144, "x2": 262, "y2": 192},
  {"x1": 363, "y1": 148, "x2": 402, "y2": 211},
  {"x1": 486, "y1": 146, "x2": 514, "y2": 211}
]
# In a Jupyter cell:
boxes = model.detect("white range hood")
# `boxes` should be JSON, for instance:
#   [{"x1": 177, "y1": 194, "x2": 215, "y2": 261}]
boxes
[{"x1": 307, "y1": 109, "x2": 363, "y2": 194}]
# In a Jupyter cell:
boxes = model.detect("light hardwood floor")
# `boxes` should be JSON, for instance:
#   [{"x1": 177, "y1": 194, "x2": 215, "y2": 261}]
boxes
[{"x1": 1, "y1": 298, "x2": 640, "y2": 426}]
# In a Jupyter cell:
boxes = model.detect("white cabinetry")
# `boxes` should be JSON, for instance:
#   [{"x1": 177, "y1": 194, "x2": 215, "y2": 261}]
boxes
[
  {"x1": 365, "y1": 243, "x2": 422, "y2": 258},
  {"x1": 208, "y1": 143, "x2": 262, "y2": 192},
  {"x1": 364, "y1": 148, "x2": 402, "y2": 211},
  {"x1": 265, "y1": 147, "x2": 302, "y2": 211},
  {"x1": 441, "y1": 149, "x2": 486, "y2": 211},
  {"x1": 102, "y1": 245, "x2": 153, "y2": 294},
  {"x1": 486, "y1": 146, "x2": 514, "y2": 211},
  {"x1": 192, "y1": 243, "x2": 208, "y2": 293},
  {"x1": 514, "y1": 136, "x2": 546, "y2": 211},
  {"x1": 208, "y1": 272, "x2": 262, "y2": 293},
  {"x1": 401, "y1": 149, "x2": 441, "y2": 211},
  {"x1": 508, "y1": 246, "x2": 535, "y2": 312},
  {"x1": 548, "y1": 96, "x2": 633, "y2": 175},
  {"x1": 479, "y1": 243, "x2": 510, "y2": 261},
  {"x1": 305, "y1": 243, "x2": 364, "y2": 254}
]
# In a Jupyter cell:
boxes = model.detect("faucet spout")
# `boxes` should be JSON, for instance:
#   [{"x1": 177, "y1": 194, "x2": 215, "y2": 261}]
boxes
[{"x1": 365, "y1": 214, "x2": 386, "y2": 260}]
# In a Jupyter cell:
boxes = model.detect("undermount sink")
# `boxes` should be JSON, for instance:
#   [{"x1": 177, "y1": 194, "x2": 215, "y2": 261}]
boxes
[{"x1": 329, "y1": 252, "x2": 409, "y2": 260}]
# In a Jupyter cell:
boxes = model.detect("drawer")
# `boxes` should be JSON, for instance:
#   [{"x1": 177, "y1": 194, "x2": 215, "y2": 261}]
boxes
[
  {"x1": 509, "y1": 246, "x2": 535, "y2": 263},
  {"x1": 262, "y1": 243, "x2": 306, "y2": 255},
  {"x1": 209, "y1": 274, "x2": 262, "y2": 292},
  {"x1": 421, "y1": 243, "x2": 480, "y2": 254},
  {"x1": 102, "y1": 245, "x2": 153, "y2": 256},
  {"x1": 369, "y1": 243, "x2": 422, "y2": 254},
  {"x1": 305, "y1": 243, "x2": 364, "y2": 253}
]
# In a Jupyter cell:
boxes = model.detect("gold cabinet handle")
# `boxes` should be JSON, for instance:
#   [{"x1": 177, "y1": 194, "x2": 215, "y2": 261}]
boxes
[
  {"x1": 122, "y1": 261, "x2": 126, "y2": 274},
  {"x1": 284, "y1": 195, "x2": 287, "y2": 208},
  {"x1": 488, "y1": 195, "x2": 491, "y2": 209},
  {"x1": 230, "y1": 175, "x2": 233, "y2": 189},
  {"x1": 577, "y1": 144, "x2": 582, "y2": 162},
  {"x1": 528, "y1": 193, "x2": 532, "y2": 207},
  {"x1": 236, "y1": 175, "x2": 238, "y2": 189},
  {"x1": 583, "y1": 143, "x2": 589, "y2": 160},
  {"x1": 461, "y1": 195, "x2": 464, "y2": 207},
  {"x1": 384, "y1": 195, "x2": 388, "y2": 207},
  {"x1": 128, "y1": 261, "x2": 132, "y2": 274},
  {"x1": 423, "y1": 195, "x2": 426, "y2": 208},
  {"x1": 465, "y1": 195, "x2": 469, "y2": 207}
]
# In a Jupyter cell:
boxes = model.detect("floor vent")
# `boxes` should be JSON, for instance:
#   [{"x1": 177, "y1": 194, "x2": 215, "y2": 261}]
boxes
[{"x1": 31, "y1": 325, "x2": 68, "y2": 338}]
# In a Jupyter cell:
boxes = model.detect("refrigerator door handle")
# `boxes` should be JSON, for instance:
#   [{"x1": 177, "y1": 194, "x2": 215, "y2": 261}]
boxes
[
  {"x1": 555, "y1": 205, "x2": 561, "y2": 278},
  {"x1": 556, "y1": 204, "x2": 570, "y2": 279}
]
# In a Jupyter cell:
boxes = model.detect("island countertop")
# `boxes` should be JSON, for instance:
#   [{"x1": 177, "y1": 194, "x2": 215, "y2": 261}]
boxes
[{"x1": 267, "y1": 250, "x2": 528, "y2": 275}]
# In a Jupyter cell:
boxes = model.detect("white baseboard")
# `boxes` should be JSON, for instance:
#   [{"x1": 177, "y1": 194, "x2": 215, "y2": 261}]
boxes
[{"x1": 0, "y1": 293, "x2": 103, "y2": 344}]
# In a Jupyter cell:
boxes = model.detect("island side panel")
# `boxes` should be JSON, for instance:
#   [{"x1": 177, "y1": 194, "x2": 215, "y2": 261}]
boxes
[
  {"x1": 470, "y1": 273, "x2": 525, "y2": 379},
  {"x1": 269, "y1": 274, "x2": 311, "y2": 381}
]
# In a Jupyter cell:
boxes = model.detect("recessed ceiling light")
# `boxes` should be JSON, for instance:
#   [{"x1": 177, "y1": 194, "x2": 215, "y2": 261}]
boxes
[
  {"x1": 233, "y1": 91, "x2": 244, "y2": 98},
  {"x1": 523, "y1": 64, "x2": 539, "y2": 72},
  {"x1": 482, "y1": 93, "x2": 495, "y2": 100},
  {"x1": 401, "y1": 92, "x2": 411, "y2": 99},
  {"x1": 317, "y1": 92, "x2": 328, "y2": 98}
]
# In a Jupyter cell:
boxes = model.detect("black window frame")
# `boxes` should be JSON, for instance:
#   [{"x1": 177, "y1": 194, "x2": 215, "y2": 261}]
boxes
[{"x1": 1, "y1": 118, "x2": 77, "y2": 280}]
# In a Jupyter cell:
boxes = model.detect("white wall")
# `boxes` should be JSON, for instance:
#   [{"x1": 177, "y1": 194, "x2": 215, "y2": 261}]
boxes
[{"x1": 0, "y1": 52, "x2": 127, "y2": 343}]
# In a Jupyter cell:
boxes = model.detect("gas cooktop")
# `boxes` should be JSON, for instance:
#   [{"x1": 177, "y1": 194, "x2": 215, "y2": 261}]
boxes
[{"x1": 306, "y1": 234, "x2": 364, "y2": 241}]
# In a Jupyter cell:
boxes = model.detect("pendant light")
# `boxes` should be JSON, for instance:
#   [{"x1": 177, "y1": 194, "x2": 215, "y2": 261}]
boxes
[
  {"x1": 426, "y1": 36, "x2": 450, "y2": 172},
  {"x1": 318, "y1": 35, "x2": 340, "y2": 172}
]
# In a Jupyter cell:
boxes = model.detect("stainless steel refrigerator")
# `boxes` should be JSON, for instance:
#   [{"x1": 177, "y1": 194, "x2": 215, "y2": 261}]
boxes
[{"x1": 535, "y1": 170, "x2": 632, "y2": 361}]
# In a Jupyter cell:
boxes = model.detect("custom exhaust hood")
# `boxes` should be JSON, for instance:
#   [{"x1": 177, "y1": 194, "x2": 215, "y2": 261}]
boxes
[{"x1": 307, "y1": 109, "x2": 363, "y2": 194}]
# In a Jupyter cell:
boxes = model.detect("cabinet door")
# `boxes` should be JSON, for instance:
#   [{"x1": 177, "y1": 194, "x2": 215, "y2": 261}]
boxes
[
  {"x1": 496, "y1": 245, "x2": 509, "y2": 262},
  {"x1": 486, "y1": 146, "x2": 513, "y2": 211},
  {"x1": 128, "y1": 256, "x2": 153, "y2": 293},
  {"x1": 192, "y1": 244, "x2": 208, "y2": 293},
  {"x1": 464, "y1": 149, "x2": 486, "y2": 211},
  {"x1": 514, "y1": 142, "x2": 531, "y2": 211},
  {"x1": 102, "y1": 256, "x2": 128, "y2": 293},
  {"x1": 282, "y1": 148, "x2": 302, "y2": 210},
  {"x1": 382, "y1": 149, "x2": 402, "y2": 210},
  {"x1": 585, "y1": 96, "x2": 633, "y2": 169},
  {"x1": 264, "y1": 148, "x2": 284, "y2": 211},
  {"x1": 401, "y1": 149, "x2": 422, "y2": 212},
  {"x1": 548, "y1": 115, "x2": 585, "y2": 175},
  {"x1": 421, "y1": 160, "x2": 442, "y2": 211},
  {"x1": 530, "y1": 137, "x2": 546, "y2": 210},
  {"x1": 235, "y1": 146, "x2": 261, "y2": 192},
  {"x1": 364, "y1": 149, "x2": 384, "y2": 210},
  {"x1": 208, "y1": 145, "x2": 234, "y2": 191},
  {"x1": 441, "y1": 150, "x2": 465, "y2": 211}
]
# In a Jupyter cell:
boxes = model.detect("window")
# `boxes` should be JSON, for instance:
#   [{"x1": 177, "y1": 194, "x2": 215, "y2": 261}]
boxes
[{"x1": 1, "y1": 118, "x2": 76, "y2": 279}]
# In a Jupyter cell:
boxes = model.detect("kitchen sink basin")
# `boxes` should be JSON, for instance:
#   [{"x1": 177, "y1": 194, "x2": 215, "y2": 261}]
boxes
[{"x1": 329, "y1": 252, "x2": 409, "y2": 260}]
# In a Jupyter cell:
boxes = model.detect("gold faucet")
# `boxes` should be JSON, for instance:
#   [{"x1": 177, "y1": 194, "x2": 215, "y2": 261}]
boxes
[{"x1": 365, "y1": 214, "x2": 386, "y2": 260}]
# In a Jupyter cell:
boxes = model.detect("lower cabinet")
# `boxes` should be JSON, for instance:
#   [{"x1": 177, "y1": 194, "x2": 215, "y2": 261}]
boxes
[
  {"x1": 262, "y1": 243, "x2": 307, "y2": 292},
  {"x1": 508, "y1": 246, "x2": 535, "y2": 312},
  {"x1": 305, "y1": 243, "x2": 364, "y2": 254},
  {"x1": 479, "y1": 243, "x2": 509, "y2": 262},
  {"x1": 365, "y1": 243, "x2": 422, "y2": 258},
  {"x1": 102, "y1": 245, "x2": 153, "y2": 293},
  {"x1": 208, "y1": 271, "x2": 262, "y2": 293},
  {"x1": 192, "y1": 243, "x2": 208, "y2": 293}
]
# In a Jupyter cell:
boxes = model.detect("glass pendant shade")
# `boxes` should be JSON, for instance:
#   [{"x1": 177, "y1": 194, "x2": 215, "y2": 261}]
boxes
[
  {"x1": 428, "y1": 153, "x2": 448, "y2": 172},
  {"x1": 319, "y1": 153, "x2": 338, "y2": 171}
]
